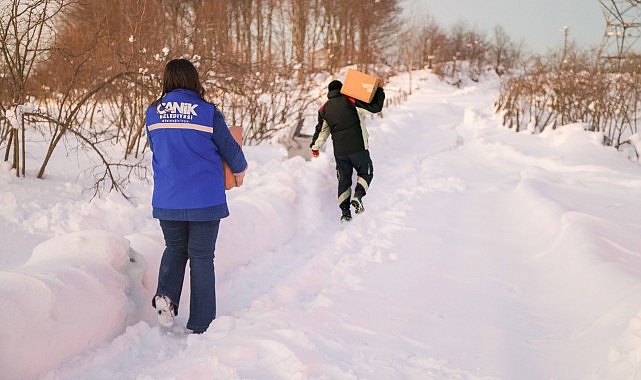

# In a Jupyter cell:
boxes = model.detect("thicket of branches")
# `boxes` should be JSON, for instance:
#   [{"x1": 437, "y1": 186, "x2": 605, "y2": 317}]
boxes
[
  {"x1": 495, "y1": 45, "x2": 641, "y2": 155},
  {"x1": 0, "y1": 0, "x2": 525, "y2": 198}
]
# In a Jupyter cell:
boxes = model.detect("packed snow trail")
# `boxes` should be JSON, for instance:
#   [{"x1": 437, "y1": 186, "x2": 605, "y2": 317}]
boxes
[
  {"x1": 2, "y1": 71, "x2": 640, "y2": 379},
  {"x1": 36, "y1": 74, "x2": 498, "y2": 379}
]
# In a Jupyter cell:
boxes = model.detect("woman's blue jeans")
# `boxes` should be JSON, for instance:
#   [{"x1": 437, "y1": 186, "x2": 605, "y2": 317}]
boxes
[{"x1": 156, "y1": 220, "x2": 220, "y2": 333}]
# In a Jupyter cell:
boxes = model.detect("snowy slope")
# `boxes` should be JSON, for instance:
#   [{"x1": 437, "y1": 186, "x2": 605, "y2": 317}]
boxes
[{"x1": 2, "y1": 71, "x2": 641, "y2": 379}]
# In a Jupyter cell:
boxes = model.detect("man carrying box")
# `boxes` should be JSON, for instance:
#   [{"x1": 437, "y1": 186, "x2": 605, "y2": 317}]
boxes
[{"x1": 310, "y1": 77, "x2": 385, "y2": 222}]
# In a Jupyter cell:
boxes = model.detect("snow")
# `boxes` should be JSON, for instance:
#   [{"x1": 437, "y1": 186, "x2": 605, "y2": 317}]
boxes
[{"x1": 2, "y1": 70, "x2": 641, "y2": 379}]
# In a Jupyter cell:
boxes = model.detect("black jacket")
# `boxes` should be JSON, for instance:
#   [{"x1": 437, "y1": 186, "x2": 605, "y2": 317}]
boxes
[{"x1": 310, "y1": 87, "x2": 385, "y2": 156}]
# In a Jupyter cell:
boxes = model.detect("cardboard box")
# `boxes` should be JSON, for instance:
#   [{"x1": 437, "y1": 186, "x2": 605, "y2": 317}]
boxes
[
  {"x1": 340, "y1": 69, "x2": 380, "y2": 103},
  {"x1": 223, "y1": 125, "x2": 243, "y2": 190}
]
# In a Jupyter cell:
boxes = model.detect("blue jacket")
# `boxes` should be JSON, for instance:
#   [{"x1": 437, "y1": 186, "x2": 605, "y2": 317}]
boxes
[{"x1": 145, "y1": 89, "x2": 247, "y2": 221}]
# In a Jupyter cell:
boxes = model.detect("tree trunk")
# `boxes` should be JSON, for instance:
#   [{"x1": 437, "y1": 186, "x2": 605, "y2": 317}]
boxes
[{"x1": 37, "y1": 126, "x2": 65, "y2": 179}]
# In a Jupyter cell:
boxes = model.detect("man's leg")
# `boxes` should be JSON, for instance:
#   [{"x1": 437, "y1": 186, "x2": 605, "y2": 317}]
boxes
[
  {"x1": 335, "y1": 155, "x2": 353, "y2": 219},
  {"x1": 351, "y1": 150, "x2": 373, "y2": 213}
]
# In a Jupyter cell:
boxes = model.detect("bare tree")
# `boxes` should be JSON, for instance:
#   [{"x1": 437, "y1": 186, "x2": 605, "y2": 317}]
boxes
[
  {"x1": 0, "y1": 0, "x2": 70, "y2": 175},
  {"x1": 420, "y1": 21, "x2": 446, "y2": 70},
  {"x1": 0, "y1": 0, "x2": 68, "y2": 104},
  {"x1": 398, "y1": 10, "x2": 437, "y2": 94},
  {"x1": 290, "y1": 0, "x2": 309, "y2": 72},
  {"x1": 489, "y1": 25, "x2": 522, "y2": 75}
]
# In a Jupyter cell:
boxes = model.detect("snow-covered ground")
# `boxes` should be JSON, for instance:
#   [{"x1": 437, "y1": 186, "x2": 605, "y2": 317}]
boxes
[{"x1": 2, "y1": 70, "x2": 641, "y2": 379}]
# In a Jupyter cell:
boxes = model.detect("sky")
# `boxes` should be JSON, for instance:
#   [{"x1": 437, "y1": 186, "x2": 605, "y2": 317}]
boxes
[
  {"x1": 3, "y1": 69, "x2": 641, "y2": 379},
  {"x1": 405, "y1": 0, "x2": 606, "y2": 54}
]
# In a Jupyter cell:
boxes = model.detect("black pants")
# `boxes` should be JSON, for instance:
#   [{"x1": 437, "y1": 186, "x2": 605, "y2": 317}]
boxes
[{"x1": 335, "y1": 150, "x2": 373, "y2": 211}]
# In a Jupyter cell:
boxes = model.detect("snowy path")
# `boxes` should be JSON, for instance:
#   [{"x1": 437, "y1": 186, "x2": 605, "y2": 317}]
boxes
[{"x1": 4, "y1": 71, "x2": 641, "y2": 379}]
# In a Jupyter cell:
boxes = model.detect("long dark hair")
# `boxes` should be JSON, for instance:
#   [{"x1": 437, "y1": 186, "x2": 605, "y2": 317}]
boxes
[{"x1": 153, "y1": 58, "x2": 204, "y2": 105}]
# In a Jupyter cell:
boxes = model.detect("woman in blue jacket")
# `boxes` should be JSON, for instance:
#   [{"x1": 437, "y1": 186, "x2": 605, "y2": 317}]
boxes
[{"x1": 146, "y1": 58, "x2": 247, "y2": 334}]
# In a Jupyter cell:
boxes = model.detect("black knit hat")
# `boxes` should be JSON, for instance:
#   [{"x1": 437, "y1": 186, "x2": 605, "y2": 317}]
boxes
[{"x1": 328, "y1": 80, "x2": 342, "y2": 91}]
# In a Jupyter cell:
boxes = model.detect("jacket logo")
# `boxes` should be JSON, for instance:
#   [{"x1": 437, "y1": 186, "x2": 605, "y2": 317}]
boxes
[{"x1": 157, "y1": 101, "x2": 198, "y2": 120}]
